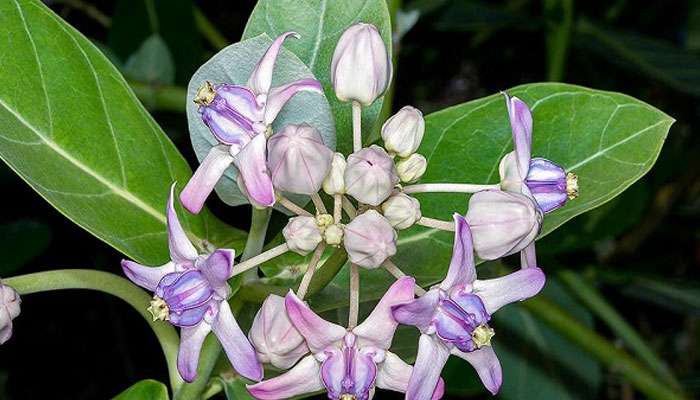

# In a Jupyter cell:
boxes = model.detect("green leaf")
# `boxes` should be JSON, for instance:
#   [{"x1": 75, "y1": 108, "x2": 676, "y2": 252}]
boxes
[
  {"x1": 113, "y1": 379, "x2": 169, "y2": 400},
  {"x1": 124, "y1": 34, "x2": 175, "y2": 85},
  {"x1": 0, "y1": 219, "x2": 51, "y2": 275},
  {"x1": 186, "y1": 34, "x2": 335, "y2": 207},
  {"x1": 0, "y1": 0, "x2": 245, "y2": 265},
  {"x1": 218, "y1": 377, "x2": 255, "y2": 400},
  {"x1": 242, "y1": 0, "x2": 393, "y2": 154},
  {"x1": 576, "y1": 19, "x2": 700, "y2": 97}
]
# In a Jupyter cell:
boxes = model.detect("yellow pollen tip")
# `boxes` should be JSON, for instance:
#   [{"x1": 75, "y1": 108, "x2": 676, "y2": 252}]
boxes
[
  {"x1": 147, "y1": 296, "x2": 170, "y2": 322},
  {"x1": 566, "y1": 172, "x2": 579, "y2": 200},
  {"x1": 194, "y1": 81, "x2": 216, "y2": 106},
  {"x1": 340, "y1": 395, "x2": 356, "y2": 400},
  {"x1": 472, "y1": 324, "x2": 495, "y2": 349}
]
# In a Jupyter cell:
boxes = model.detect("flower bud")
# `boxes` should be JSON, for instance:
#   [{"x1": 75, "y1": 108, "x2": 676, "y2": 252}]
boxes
[
  {"x1": 344, "y1": 145, "x2": 399, "y2": 206},
  {"x1": 267, "y1": 124, "x2": 333, "y2": 195},
  {"x1": 396, "y1": 153, "x2": 427, "y2": 183},
  {"x1": 381, "y1": 106, "x2": 425, "y2": 157},
  {"x1": 323, "y1": 153, "x2": 347, "y2": 195},
  {"x1": 465, "y1": 190, "x2": 542, "y2": 260},
  {"x1": 0, "y1": 280, "x2": 21, "y2": 345},
  {"x1": 323, "y1": 224, "x2": 344, "y2": 246},
  {"x1": 343, "y1": 210, "x2": 397, "y2": 269},
  {"x1": 249, "y1": 294, "x2": 309, "y2": 369},
  {"x1": 381, "y1": 193, "x2": 421, "y2": 230},
  {"x1": 283, "y1": 216, "x2": 322, "y2": 255},
  {"x1": 331, "y1": 23, "x2": 391, "y2": 105}
]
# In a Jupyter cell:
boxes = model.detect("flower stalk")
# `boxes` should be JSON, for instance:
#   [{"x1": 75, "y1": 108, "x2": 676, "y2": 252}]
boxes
[
  {"x1": 277, "y1": 195, "x2": 312, "y2": 217},
  {"x1": 348, "y1": 263, "x2": 360, "y2": 328},
  {"x1": 382, "y1": 259, "x2": 426, "y2": 295},
  {"x1": 232, "y1": 243, "x2": 290, "y2": 276},
  {"x1": 310, "y1": 193, "x2": 327, "y2": 214},
  {"x1": 403, "y1": 183, "x2": 500, "y2": 194},
  {"x1": 297, "y1": 244, "x2": 327, "y2": 299},
  {"x1": 416, "y1": 216, "x2": 456, "y2": 232},
  {"x1": 352, "y1": 101, "x2": 362, "y2": 152}
]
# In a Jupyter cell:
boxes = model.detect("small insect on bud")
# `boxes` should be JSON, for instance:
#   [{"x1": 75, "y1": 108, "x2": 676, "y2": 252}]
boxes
[
  {"x1": 249, "y1": 294, "x2": 309, "y2": 369},
  {"x1": 323, "y1": 153, "x2": 347, "y2": 195},
  {"x1": 381, "y1": 106, "x2": 425, "y2": 157},
  {"x1": 344, "y1": 145, "x2": 399, "y2": 206},
  {"x1": 283, "y1": 216, "x2": 323, "y2": 256},
  {"x1": 0, "y1": 280, "x2": 21, "y2": 345},
  {"x1": 343, "y1": 210, "x2": 397, "y2": 269},
  {"x1": 331, "y1": 23, "x2": 392, "y2": 106},
  {"x1": 396, "y1": 153, "x2": 427, "y2": 183},
  {"x1": 267, "y1": 124, "x2": 334, "y2": 195},
  {"x1": 381, "y1": 192, "x2": 422, "y2": 230}
]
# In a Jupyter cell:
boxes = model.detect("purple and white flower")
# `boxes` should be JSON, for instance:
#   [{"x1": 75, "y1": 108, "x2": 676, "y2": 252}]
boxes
[
  {"x1": 0, "y1": 280, "x2": 20, "y2": 345},
  {"x1": 499, "y1": 93, "x2": 578, "y2": 213},
  {"x1": 181, "y1": 32, "x2": 323, "y2": 212},
  {"x1": 121, "y1": 185, "x2": 261, "y2": 383},
  {"x1": 247, "y1": 277, "x2": 444, "y2": 400},
  {"x1": 391, "y1": 215, "x2": 546, "y2": 398}
]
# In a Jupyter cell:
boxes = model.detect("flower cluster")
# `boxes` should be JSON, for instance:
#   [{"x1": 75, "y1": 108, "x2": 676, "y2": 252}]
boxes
[{"x1": 114, "y1": 23, "x2": 578, "y2": 399}]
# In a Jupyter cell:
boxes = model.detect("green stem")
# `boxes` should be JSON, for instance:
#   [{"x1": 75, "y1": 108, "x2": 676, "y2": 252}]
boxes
[
  {"x1": 4, "y1": 270, "x2": 183, "y2": 391},
  {"x1": 558, "y1": 270, "x2": 682, "y2": 389},
  {"x1": 543, "y1": 0, "x2": 573, "y2": 81},
  {"x1": 128, "y1": 80, "x2": 187, "y2": 113},
  {"x1": 525, "y1": 297, "x2": 687, "y2": 400},
  {"x1": 193, "y1": 6, "x2": 228, "y2": 50}
]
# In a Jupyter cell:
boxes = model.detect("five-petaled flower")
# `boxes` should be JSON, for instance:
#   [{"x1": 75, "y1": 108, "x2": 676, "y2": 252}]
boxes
[
  {"x1": 181, "y1": 32, "x2": 323, "y2": 211},
  {"x1": 391, "y1": 214, "x2": 546, "y2": 399},
  {"x1": 121, "y1": 185, "x2": 262, "y2": 383},
  {"x1": 247, "y1": 277, "x2": 444, "y2": 400}
]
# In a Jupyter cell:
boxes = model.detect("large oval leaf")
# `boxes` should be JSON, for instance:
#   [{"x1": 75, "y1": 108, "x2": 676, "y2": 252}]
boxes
[
  {"x1": 186, "y1": 34, "x2": 336, "y2": 207},
  {"x1": 242, "y1": 0, "x2": 392, "y2": 154},
  {"x1": 0, "y1": 0, "x2": 245, "y2": 265},
  {"x1": 113, "y1": 379, "x2": 169, "y2": 400}
]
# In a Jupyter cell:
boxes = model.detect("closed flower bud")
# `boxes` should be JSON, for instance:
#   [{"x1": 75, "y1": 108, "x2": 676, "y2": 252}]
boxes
[
  {"x1": 249, "y1": 294, "x2": 309, "y2": 369},
  {"x1": 381, "y1": 106, "x2": 425, "y2": 157},
  {"x1": 465, "y1": 190, "x2": 542, "y2": 260},
  {"x1": 396, "y1": 153, "x2": 427, "y2": 183},
  {"x1": 323, "y1": 224, "x2": 344, "y2": 246},
  {"x1": 381, "y1": 193, "x2": 421, "y2": 230},
  {"x1": 343, "y1": 210, "x2": 397, "y2": 269},
  {"x1": 267, "y1": 124, "x2": 333, "y2": 195},
  {"x1": 283, "y1": 216, "x2": 322, "y2": 255},
  {"x1": 345, "y1": 145, "x2": 399, "y2": 206},
  {"x1": 331, "y1": 23, "x2": 391, "y2": 105},
  {"x1": 323, "y1": 153, "x2": 347, "y2": 195},
  {"x1": 0, "y1": 280, "x2": 21, "y2": 345}
]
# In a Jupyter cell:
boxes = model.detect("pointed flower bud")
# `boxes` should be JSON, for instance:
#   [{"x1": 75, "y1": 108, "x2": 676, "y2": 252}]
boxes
[
  {"x1": 249, "y1": 294, "x2": 309, "y2": 369},
  {"x1": 381, "y1": 106, "x2": 425, "y2": 157},
  {"x1": 345, "y1": 145, "x2": 399, "y2": 206},
  {"x1": 465, "y1": 190, "x2": 542, "y2": 260},
  {"x1": 267, "y1": 124, "x2": 334, "y2": 195},
  {"x1": 331, "y1": 23, "x2": 392, "y2": 106},
  {"x1": 283, "y1": 216, "x2": 323, "y2": 256},
  {"x1": 381, "y1": 192, "x2": 421, "y2": 230},
  {"x1": 322, "y1": 153, "x2": 347, "y2": 195},
  {"x1": 396, "y1": 153, "x2": 427, "y2": 183},
  {"x1": 0, "y1": 280, "x2": 21, "y2": 345},
  {"x1": 344, "y1": 210, "x2": 397, "y2": 269}
]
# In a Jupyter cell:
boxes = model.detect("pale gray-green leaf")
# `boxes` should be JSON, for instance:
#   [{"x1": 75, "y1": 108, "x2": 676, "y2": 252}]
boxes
[
  {"x1": 0, "y1": 0, "x2": 245, "y2": 265},
  {"x1": 242, "y1": 0, "x2": 393, "y2": 154},
  {"x1": 186, "y1": 34, "x2": 335, "y2": 207}
]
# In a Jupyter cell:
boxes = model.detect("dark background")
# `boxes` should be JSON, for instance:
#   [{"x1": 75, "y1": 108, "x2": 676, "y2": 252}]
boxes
[{"x1": 0, "y1": 0, "x2": 698, "y2": 399}]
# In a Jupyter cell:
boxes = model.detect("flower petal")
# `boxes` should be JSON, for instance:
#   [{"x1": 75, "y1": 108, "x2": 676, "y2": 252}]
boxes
[
  {"x1": 167, "y1": 184, "x2": 198, "y2": 264},
  {"x1": 504, "y1": 93, "x2": 532, "y2": 177},
  {"x1": 248, "y1": 31, "x2": 299, "y2": 96},
  {"x1": 451, "y1": 346, "x2": 502, "y2": 395},
  {"x1": 177, "y1": 322, "x2": 212, "y2": 382},
  {"x1": 263, "y1": 79, "x2": 323, "y2": 124},
  {"x1": 391, "y1": 289, "x2": 440, "y2": 332},
  {"x1": 473, "y1": 267, "x2": 546, "y2": 314},
  {"x1": 247, "y1": 355, "x2": 324, "y2": 400},
  {"x1": 284, "y1": 291, "x2": 346, "y2": 353},
  {"x1": 440, "y1": 214, "x2": 476, "y2": 291},
  {"x1": 376, "y1": 351, "x2": 445, "y2": 399},
  {"x1": 121, "y1": 260, "x2": 176, "y2": 292},
  {"x1": 406, "y1": 334, "x2": 450, "y2": 400},
  {"x1": 201, "y1": 104, "x2": 254, "y2": 146},
  {"x1": 211, "y1": 301, "x2": 263, "y2": 381},
  {"x1": 215, "y1": 84, "x2": 264, "y2": 124},
  {"x1": 180, "y1": 145, "x2": 235, "y2": 214},
  {"x1": 199, "y1": 249, "x2": 235, "y2": 296},
  {"x1": 233, "y1": 134, "x2": 275, "y2": 207},
  {"x1": 354, "y1": 276, "x2": 415, "y2": 349}
]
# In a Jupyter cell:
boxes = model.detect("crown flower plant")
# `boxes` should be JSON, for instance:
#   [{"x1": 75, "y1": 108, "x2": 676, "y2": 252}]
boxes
[{"x1": 0, "y1": 1, "x2": 681, "y2": 400}]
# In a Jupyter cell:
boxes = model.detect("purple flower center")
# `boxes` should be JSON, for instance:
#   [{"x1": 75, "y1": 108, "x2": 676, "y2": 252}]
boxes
[
  {"x1": 525, "y1": 157, "x2": 576, "y2": 213},
  {"x1": 153, "y1": 270, "x2": 215, "y2": 327},
  {"x1": 434, "y1": 292, "x2": 493, "y2": 353},
  {"x1": 320, "y1": 334, "x2": 378, "y2": 400}
]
